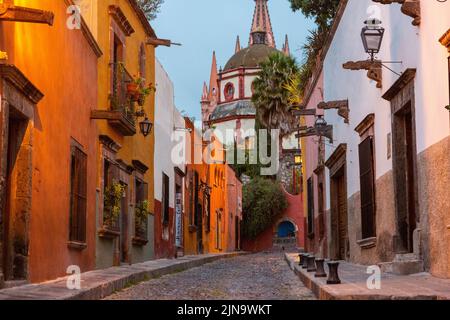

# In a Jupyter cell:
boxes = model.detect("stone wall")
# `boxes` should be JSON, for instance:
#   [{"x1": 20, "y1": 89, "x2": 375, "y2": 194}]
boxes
[
  {"x1": 347, "y1": 171, "x2": 396, "y2": 265},
  {"x1": 417, "y1": 135, "x2": 450, "y2": 278}
]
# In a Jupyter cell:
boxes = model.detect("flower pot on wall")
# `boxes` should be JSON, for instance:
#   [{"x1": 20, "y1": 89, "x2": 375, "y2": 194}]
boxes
[{"x1": 127, "y1": 83, "x2": 138, "y2": 96}]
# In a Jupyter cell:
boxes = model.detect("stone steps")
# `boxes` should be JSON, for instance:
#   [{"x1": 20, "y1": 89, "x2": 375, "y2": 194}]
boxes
[{"x1": 378, "y1": 253, "x2": 424, "y2": 275}]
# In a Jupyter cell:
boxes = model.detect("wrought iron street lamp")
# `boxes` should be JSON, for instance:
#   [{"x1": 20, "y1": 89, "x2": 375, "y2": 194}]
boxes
[
  {"x1": 314, "y1": 115, "x2": 327, "y2": 131},
  {"x1": 361, "y1": 18, "x2": 385, "y2": 61},
  {"x1": 139, "y1": 117, "x2": 153, "y2": 137}
]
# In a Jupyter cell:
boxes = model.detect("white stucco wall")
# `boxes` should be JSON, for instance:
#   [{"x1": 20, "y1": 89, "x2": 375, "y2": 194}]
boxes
[
  {"x1": 155, "y1": 59, "x2": 186, "y2": 208},
  {"x1": 323, "y1": 0, "x2": 450, "y2": 209}
]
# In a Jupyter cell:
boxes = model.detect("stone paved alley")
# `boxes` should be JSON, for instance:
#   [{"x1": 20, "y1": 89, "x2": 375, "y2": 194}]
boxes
[{"x1": 105, "y1": 253, "x2": 316, "y2": 300}]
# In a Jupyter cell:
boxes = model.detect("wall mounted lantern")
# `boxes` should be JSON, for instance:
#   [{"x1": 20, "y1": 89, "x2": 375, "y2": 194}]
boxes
[
  {"x1": 139, "y1": 117, "x2": 153, "y2": 137},
  {"x1": 361, "y1": 18, "x2": 385, "y2": 62}
]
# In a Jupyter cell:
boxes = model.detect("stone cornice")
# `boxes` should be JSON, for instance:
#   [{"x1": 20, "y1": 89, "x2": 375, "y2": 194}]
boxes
[
  {"x1": 0, "y1": 64, "x2": 43, "y2": 104},
  {"x1": 440, "y1": 28, "x2": 450, "y2": 53},
  {"x1": 126, "y1": 0, "x2": 157, "y2": 38},
  {"x1": 382, "y1": 68, "x2": 416, "y2": 101},
  {"x1": 132, "y1": 160, "x2": 149, "y2": 174},
  {"x1": 109, "y1": 5, "x2": 135, "y2": 37},
  {"x1": 65, "y1": 0, "x2": 102, "y2": 58},
  {"x1": 325, "y1": 143, "x2": 347, "y2": 169},
  {"x1": 302, "y1": 0, "x2": 349, "y2": 107},
  {"x1": 99, "y1": 135, "x2": 122, "y2": 153},
  {"x1": 355, "y1": 114, "x2": 375, "y2": 136},
  {"x1": 0, "y1": 3, "x2": 54, "y2": 25}
]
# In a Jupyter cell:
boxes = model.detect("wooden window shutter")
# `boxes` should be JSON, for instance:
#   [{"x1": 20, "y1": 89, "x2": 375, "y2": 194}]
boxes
[
  {"x1": 359, "y1": 136, "x2": 376, "y2": 239},
  {"x1": 70, "y1": 146, "x2": 87, "y2": 242}
]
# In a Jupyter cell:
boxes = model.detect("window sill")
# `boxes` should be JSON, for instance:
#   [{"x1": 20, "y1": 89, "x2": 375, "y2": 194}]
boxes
[
  {"x1": 132, "y1": 236, "x2": 149, "y2": 246},
  {"x1": 98, "y1": 227, "x2": 120, "y2": 239},
  {"x1": 67, "y1": 241, "x2": 87, "y2": 251},
  {"x1": 357, "y1": 237, "x2": 377, "y2": 249}
]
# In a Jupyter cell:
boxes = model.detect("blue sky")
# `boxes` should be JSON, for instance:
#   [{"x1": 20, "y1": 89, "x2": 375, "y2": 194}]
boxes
[{"x1": 151, "y1": 0, "x2": 315, "y2": 120}]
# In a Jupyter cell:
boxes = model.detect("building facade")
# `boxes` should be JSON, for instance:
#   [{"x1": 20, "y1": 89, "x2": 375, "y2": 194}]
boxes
[
  {"x1": 303, "y1": 0, "x2": 450, "y2": 278},
  {"x1": 0, "y1": 0, "x2": 100, "y2": 284},
  {"x1": 81, "y1": 0, "x2": 158, "y2": 268},
  {"x1": 153, "y1": 59, "x2": 186, "y2": 259}
]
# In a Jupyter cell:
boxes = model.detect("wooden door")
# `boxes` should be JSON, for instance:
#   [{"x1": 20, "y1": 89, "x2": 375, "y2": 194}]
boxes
[
  {"x1": 337, "y1": 173, "x2": 348, "y2": 260},
  {"x1": 120, "y1": 183, "x2": 128, "y2": 263}
]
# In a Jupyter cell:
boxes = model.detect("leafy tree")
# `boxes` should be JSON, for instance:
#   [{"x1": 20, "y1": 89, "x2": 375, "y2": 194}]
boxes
[
  {"x1": 288, "y1": 0, "x2": 340, "y2": 31},
  {"x1": 241, "y1": 177, "x2": 288, "y2": 239},
  {"x1": 136, "y1": 0, "x2": 164, "y2": 21},
  {"x1": 287, "y1": 0, "x2": 340, "y2": 100},
  {"x1": 252, "y1": 52, "x2": 300, "y2": 148}
]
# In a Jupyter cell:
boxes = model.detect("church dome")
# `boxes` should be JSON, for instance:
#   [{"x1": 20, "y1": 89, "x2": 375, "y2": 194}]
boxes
[{"x1": 223, "y1": 44, "x2": 280, "y2": 71}]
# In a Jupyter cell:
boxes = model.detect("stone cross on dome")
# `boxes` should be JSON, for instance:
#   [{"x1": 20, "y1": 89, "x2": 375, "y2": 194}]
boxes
[{"x1": 249, "y1": 0, "x2": 276, "y2": 48}]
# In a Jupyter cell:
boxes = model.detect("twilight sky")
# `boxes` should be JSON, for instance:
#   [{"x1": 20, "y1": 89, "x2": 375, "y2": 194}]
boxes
[{"x1": 151, "y1": 0, "x2": 315, "y2": 120}]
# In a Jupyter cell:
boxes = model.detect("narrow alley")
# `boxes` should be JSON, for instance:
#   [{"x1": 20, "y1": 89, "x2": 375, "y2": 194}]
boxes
[{"x1": 105, "y1": 253, "x2": 316, "y2": 300}]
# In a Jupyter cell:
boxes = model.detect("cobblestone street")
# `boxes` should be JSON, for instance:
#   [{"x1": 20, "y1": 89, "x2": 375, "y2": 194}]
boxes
[{"x1": 105, "y1": 253, "x2": 316, "y2": 300}]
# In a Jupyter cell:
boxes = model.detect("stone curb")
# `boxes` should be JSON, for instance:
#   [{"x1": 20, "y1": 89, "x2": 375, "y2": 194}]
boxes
[
  {"x1": 0, "y1": 252, "x2": 248, "y2": 300},
  {"x1": 284, "y1": 253, "x2": 450, "y2": 300}
]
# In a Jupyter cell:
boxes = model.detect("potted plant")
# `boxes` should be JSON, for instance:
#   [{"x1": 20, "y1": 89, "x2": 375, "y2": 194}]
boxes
[
  {"x1": 103, "y1": 181, "x2": 125, "y2": 228},
  {"x1": 135, "y1": 200, "x2": 149, "y2": 237},
  {"x1": 137, "y1": 83, "x2": 156, "y2": 106},
  {"x1": 128, "y1": 76, "x2": 145, "y2": 101}
]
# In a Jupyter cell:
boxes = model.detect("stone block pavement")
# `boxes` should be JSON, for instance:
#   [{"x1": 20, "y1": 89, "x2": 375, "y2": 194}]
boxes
[
  {"x1": 285, "y1": 253, "x2": 450, "y2": 300},
  {"x1": 0, "y1": 252, "x2": 246, "y2": 300}
]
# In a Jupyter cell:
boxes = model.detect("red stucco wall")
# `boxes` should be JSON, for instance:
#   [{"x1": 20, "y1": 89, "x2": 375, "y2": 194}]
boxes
[{"x1": 242, "y1": 186, "x2": 305, "y2": 252}]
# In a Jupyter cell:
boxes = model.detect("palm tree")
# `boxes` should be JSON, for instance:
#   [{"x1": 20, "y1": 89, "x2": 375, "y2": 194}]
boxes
[{"x1": 252, "y1": 52, "x2": 300, "y2": 152}]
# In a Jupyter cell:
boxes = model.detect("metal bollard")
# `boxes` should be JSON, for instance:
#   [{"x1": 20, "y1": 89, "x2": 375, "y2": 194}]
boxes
[
  {"x1": 314, "y1": 258, "x2": 327, "y2": 278},
  {"x1": 326, "y1": 261, "x2": 341, "y2": 284},
  {"x1": 306, "y1": 255, "x2": 317, "y2": 272}
]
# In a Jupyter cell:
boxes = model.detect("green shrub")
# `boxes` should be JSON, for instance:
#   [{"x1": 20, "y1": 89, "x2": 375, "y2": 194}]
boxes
[{"x1": 242, "y1": 177, "x2": 288, "y2": 239}]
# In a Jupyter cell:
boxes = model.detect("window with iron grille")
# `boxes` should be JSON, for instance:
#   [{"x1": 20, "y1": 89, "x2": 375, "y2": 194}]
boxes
[
  {"x1": 359, "y1": 136, "x2": 376, "y2": 239},
  {"x1": 69, "y1": 145, "x2": 87, "y2": 243},
  {"x1": 162, "y1": 173, "x2": 170, "y2": 225},
  {"x1": 135, "y1": 178, "x2": 148, "y2": 239},
  {"x1": 307, "y1": 177, "x2": 314, "y2": 237}
]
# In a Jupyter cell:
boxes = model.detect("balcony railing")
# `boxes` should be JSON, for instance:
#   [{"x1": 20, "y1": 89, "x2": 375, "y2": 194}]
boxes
[
  {"x1": 90, "y1": 62, "x2": 137, "y2": 136},
  {"x1": 110, "y1": 62, "x2": 135, "y2": 125}
]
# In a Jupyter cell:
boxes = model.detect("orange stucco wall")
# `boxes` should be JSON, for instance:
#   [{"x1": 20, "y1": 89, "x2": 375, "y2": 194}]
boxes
[
  {"x1": 85, "y1": 0, "x2": 156, "y2": 267},
  {"x1": 182, "y1": 119, "x2": 240, "y2": 255},
  {"x1": 1, "y1": 0, "x2": 99, "y2": 282}
]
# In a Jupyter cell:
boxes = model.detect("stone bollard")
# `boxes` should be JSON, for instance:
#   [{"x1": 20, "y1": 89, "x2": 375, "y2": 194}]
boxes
[
  {"x1": 302, "y1": 254, "x2": 309, "y2": 269},
  {"x1": 314, "y1": 258, "x2": 327, "y2": 278},
  {"x1": 306, "y1": 255, "x2": 317, "y2": 272},
  {"x1": 326, "y1": 261, "x2": 341, "y2": 284}
]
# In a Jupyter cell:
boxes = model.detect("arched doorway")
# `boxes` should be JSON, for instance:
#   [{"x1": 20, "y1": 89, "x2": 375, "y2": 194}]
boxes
[
  {"x1": 277, "y1": 221, "x2": 296, "y2": 238},
  {"x1": 273, "y1": 218, "x2": 298, "y2": 250}
]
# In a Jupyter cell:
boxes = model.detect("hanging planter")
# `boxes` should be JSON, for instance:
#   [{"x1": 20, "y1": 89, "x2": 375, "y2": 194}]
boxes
[
  {"x1": 127, "y1": 83, "x2": 138, "y2": 96},
  {"x1": 137, "y1": 94, "x2": 146, "y2": 106}
]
